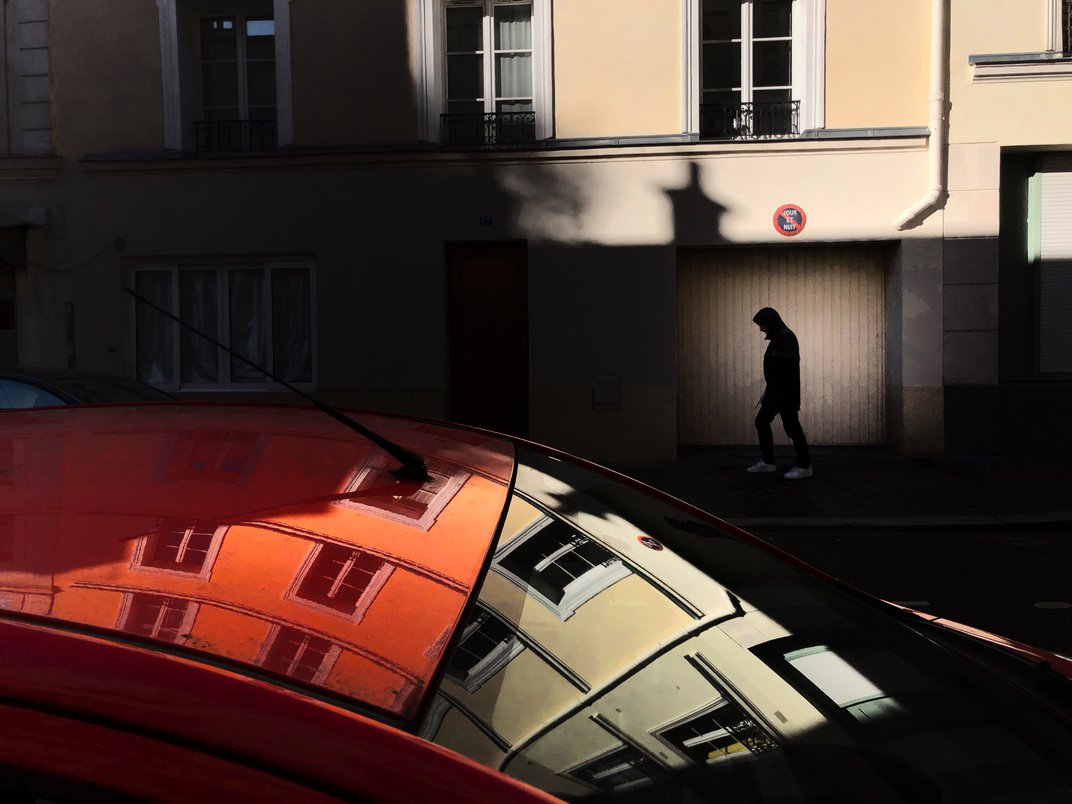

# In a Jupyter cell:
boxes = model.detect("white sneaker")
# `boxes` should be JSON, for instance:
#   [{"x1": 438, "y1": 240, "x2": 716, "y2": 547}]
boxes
[
  {"x1": 784, "y1": 466, "x2": 814, "y2": 480},
  {"x1": 746, "y1": 461, "x2": 777, "y2": 474}
]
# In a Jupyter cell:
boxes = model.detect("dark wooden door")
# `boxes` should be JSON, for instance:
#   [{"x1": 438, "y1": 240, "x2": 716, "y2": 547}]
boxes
[{"x1": 446, "y1": 243, "x2": 528, "y2": 437}]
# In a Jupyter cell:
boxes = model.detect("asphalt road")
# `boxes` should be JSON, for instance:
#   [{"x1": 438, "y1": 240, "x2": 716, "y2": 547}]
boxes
[{"x1": 749, "y1": 524, "x2": 1072, "y2": 658}]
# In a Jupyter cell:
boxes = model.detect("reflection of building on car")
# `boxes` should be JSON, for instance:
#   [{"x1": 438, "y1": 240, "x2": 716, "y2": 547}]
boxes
[{"x1": 0, "y1": 403, "x2": 1070, "y2": 801}]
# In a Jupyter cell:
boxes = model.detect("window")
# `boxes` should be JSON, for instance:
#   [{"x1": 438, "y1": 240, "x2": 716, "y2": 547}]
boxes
[
  {"x1": 1066, "y1": 0, "x2": 1072, "y2": 52},
  {"x1": 157, "y1": 0, "x2": 293, "y2": 152},
  {"x1": 131, "y1": 262, "x2": 314, "y2": 389},
  {"x1": 196, "y1": 14, "x2": 277, "y2": 152},
  {"x1": 688, "y1": 0, "x2": 824, "y2": 138},
  {"x1": 567, "y1": 745, "x2": 665, "y2": 792},
  {"x1": 418, "y1": 0, "x2": 552, "y2": 147},
  {"x1": 658, "y1": 699, "x2": 777, "y2": 764},
  {"x1": 289, "y1": 543, "x2": 393, "y2": 620},
  {"x1": 118, "y1": 593, "x2": 198, "y2": 643},
  {"x1": 132, "y1": 521, "x2": 226, "y2": 578},
  {"x1": 446, "y1": 605, "x2": 524, "y2": 692},
  {"x1": 259, "y1": 624, "x2": 341, "y2": 683},
  {"x1": 494, "y1": 515, "x2": 630, "y2": 620},
  {"x1": 337, "y1": 456, "x2": 469, "y2": 530}
]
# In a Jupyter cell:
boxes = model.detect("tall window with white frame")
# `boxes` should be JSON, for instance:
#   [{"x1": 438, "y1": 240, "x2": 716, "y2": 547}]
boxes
[
  {"x1": 132, "y1": 263, "x2": 313, "y2": 389},
  {"x1": 197, "y1": 13, "x2": 277, "y2": 152},
  {"x1": 700, "y1": 0, "x2": 798, "y2": 139},
  {"x1": 1065, "y1": 0, "x2": 1072, "y2": 52},
  {"x1": 441, "y1": 1, "x2": 535, "y2": 147}
]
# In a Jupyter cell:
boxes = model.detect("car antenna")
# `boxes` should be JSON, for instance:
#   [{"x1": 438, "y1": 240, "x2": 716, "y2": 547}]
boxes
[{"x1": 123, "y1": 286, "x2": 431, "y2": 483}]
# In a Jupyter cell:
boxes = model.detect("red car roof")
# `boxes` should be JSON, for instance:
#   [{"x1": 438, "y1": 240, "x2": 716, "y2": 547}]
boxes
[{"x1": 0, "y1": 403, "x2": 516, "y2": 722}]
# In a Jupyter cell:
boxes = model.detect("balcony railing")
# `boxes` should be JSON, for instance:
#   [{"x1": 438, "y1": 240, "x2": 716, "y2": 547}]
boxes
[
  {"x1": 699, "y1": 101, "x2": 800, "y2": 141},
  {"x1": 441, "y1": 112, "x2": 537, "y2": 149},
  {"x1": 195, "y1": 119, "x2": 278, "y2": 153}
]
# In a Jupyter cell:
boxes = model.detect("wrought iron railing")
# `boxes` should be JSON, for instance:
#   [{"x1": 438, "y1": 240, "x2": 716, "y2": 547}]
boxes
[
  {"x1": 195, "y1": 119, "x2": 278, "y2": 153},
  {"x1": 699, "y1": 101, "x2": 800, "y2": 141},
  {"x1": 441, "y1": 111, "x2": 537, "y2": 148}
]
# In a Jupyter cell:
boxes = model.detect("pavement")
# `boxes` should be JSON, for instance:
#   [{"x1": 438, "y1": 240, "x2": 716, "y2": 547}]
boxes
[{"x1": 609, "y1": 446, "x2": 1072, "y2": 529}]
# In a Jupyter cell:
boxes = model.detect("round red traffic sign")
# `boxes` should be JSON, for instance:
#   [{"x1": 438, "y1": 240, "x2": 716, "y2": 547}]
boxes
[{"x1": 774, "y1": 204, "x2": 806, "y2": 237}]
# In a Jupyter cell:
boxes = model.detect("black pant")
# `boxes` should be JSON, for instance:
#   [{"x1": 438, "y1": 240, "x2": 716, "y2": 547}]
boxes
[{"x1": 755, "y1": 403, "x2": 810, "y2": 468}]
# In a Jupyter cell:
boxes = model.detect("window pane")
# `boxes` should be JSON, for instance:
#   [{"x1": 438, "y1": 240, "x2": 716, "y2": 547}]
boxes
[
  {"x1": 228, "y1": 270, "x2": 267, "y2": 383},
  {"x1": 701, "y1": 0, "x2": 740, "y2": 41},
  {"x1": 495, "y1": 53, "x2": 532, "y2": 99},
  {"x1": 703, "y1": 42, "x2": 740, "y2": 90},
  {"x1": 754, "y1": 0, "x2": 792, "y2": 38},
  {"x1": 446, "y1": 6, "x2": 483, "y2": 52},
  {"x1": 245, "y1": 16, "x2": 275, "y2": 60},
  {"x1": 135, "y1": 272, "x2": 174, "y2": 383},
  {"x1": 496, "y1": 99, "x2": 533, "y2": 113},
  {"x1": 200, "y1": 17, "x2": 237, "y2": 60},
  {"x1": 447, "y1": 100, "x2": 484, "y2": 115},
  {"x1": 495, "y1": 4, "x2": 531, "y2": 50},
  {"x1": 180, "y1": 270, "x2": 218, "y2": 383},
  {"x1": 447, "y1": 53, "x2": 484, "y2": 101},
  {"x1": 246, "y1": 62, "x2": 277, "y2": 107},
  {"x1": 753, "y1": 40, "x2": 791, "y2": 87},
  {"x1": 272, "y1": 269, "x2": 312, "y2": 384},
  {"x1": 202, "y1": 62, "x2": 239, "y2": 108}
]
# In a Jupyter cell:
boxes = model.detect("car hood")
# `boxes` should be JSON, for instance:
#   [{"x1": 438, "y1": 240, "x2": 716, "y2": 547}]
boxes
[{"x1": 0, "y1": 403, "x2": 515, "y2": 721}]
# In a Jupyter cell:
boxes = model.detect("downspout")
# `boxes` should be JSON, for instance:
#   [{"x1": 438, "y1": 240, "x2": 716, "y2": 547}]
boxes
[{"x1": 894, "y1": 0, "x2": 949, "y2": 230}]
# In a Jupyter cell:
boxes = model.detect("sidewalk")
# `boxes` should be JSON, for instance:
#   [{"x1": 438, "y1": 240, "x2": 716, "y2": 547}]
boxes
[{"x1": 610, "y1": 446, "x2": 1072, "y2": 529}]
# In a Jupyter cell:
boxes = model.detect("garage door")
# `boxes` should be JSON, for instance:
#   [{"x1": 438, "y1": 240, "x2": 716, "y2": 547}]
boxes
[{"x1": 678, "y1": 245, "x2": 886, "y2": 445}]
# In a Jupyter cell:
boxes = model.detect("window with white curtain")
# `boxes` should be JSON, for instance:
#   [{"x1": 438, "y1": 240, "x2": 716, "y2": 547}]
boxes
[
  {"x1": 689, "y1": 0, "x2": 824, "y2": 139},
  {"x1": 132, "y1": 262, "x2": 314, "y2": 389},
  {"x1": 420, "y1": 0, "x2": 551, "y2": 146}
]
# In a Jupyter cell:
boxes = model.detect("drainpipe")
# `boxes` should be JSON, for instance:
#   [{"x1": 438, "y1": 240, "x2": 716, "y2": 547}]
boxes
[{"x1": 894, "y1": 0, "x2": 949, "y2": 230}]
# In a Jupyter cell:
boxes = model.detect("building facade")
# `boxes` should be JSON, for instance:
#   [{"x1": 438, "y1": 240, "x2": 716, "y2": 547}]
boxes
[{"x1": 1, "y1": 0, "x2": 1069, "y2": 460}]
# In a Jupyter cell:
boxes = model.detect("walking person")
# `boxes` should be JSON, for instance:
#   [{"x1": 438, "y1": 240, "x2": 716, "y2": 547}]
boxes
[{"x1": 747, "y1": 307, "x2": 813, "y2": 479}]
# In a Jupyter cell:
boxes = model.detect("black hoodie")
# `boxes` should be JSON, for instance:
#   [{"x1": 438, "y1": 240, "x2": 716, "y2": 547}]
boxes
[{"x1": 752, "y1": 307, "x2": 801, "y2": 410}]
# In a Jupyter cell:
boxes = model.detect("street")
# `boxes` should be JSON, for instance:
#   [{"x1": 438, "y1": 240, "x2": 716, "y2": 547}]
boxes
[{"x1": 749, "y1": 524, "x2": 1072, "y2": 658}]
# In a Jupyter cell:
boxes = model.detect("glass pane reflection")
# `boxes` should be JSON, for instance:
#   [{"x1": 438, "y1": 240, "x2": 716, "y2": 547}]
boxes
[{"x1": 426, "y1": 447, "x2": 1072, "y2": 802}]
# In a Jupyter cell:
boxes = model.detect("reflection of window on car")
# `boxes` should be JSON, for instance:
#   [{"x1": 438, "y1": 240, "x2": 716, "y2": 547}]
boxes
[
  {"x1": 132, "y1": 521, "x2": 225, "y2": 579},
  {"x1": 657, "y1": 697, "x2": 776, "y2": 764},
  {"x1": 446, "y1": 606, "x2": 525, "y2": 692},
  {"x1": 258, "y1": 624, "x2": 341, "y2": 684},
  {"x1": 338, "y1": 456, "x2": 469, "y2": 531},
  {"x1": 566, "y1": 744, "x2": 666, "y2": 792},
  {"x1": 131, "y1": 262, "x2": 313, "y2": 388},
  {"x1": 118, "y1": 593, "x2": 198, "y2": 643},
  {"x1": 164, "y1": 430, "x2": 261, "y2": 484},
  {"x1": 494, "y1": 515, "x2": 631, "y2": 620},
  {"x1": 289, "y1": 543, "x2": 393, "y2": 620}
]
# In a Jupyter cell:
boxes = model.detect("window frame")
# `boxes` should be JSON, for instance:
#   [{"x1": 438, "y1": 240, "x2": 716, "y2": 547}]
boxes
[
  {"x1": 116, "y1": 592, "x2": 200, "y2": 644},
  {"x1": 336, "y1": 455, "x2": 470, "y2": 531},
  {"x1": 286, "y1": 542, "x2": 394, "y2": 622},
  {"x1": 128, "y1": 260, "x2": 316, "y2": 392},
  {"x1": 492, "y1": 511, "x2": 631, "y2": 621},
  {"x1": 157, "y1": 0, "x2": 294, "y2": 152},
  {"x1": 417, "y1": 0, "x2": 553, "y2": 144},
  {"x1": 131, "y1": 521, "x2": 227, "y2": 580},
  {"x1": 684, "y1": 0, "x2": 825, "y2": 137},
  {"x1": 255, "y1": 622, "x2": 343, "y2": 684},
  {"x1": 196, "y1": 13, "x2": 278, "y2": 123}
]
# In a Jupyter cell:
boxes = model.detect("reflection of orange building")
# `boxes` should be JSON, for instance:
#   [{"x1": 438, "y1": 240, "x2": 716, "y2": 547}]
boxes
[{"x1": 0, "y1": 404, "x2": 514, "y2": 719}]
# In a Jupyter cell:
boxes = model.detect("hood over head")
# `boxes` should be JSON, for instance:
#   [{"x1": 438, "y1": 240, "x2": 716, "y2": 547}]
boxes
[{"x1": 752, "y1": 307, "x2": 786, "y2": 332}]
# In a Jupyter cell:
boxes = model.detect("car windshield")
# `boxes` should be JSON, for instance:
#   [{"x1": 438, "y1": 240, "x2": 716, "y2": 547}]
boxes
[{"x1": 422, "y1": 446, "x2": 1072, "y2": 802}]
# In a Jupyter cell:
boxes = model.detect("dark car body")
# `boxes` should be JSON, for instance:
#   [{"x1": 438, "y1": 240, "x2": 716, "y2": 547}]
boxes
[
  {"x1": 0, "y1": 367, "x2": 174, "y2": 409},
  {"x1": 0, "y1": 403, "x2": 1069, "y2": 802}
]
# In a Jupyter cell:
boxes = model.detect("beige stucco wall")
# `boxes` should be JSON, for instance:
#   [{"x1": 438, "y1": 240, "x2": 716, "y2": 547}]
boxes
[
  {"x1": 291, "y1": 1, "x2": 419, "y2": 145},
  {"x1": 948, "y1": 0, "x2": 1069, "y2": 145},
  {"x1": 825, "y1": 0, "x2": 930, "y2": 129},
  {"x1": 553, "y1": 0, "x2": 682, "y2": 139},
  {"x1": 50, "y1": 0, "x2": 164, "y2": 156}
]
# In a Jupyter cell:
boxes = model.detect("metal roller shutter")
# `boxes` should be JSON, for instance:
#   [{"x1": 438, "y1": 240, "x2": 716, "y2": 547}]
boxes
[{"x1": 678, "y1": 245, "x2": 886, "y2": 445}]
